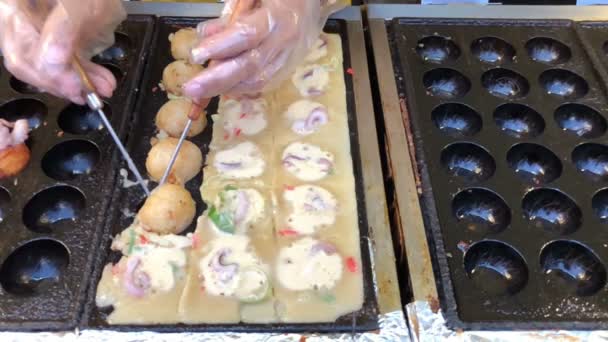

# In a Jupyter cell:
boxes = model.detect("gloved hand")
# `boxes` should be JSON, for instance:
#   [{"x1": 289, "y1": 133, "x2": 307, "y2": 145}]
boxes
[
  {"x1": 183, "y1": 0, "x2": 346, "y2": 100},
  {"x1": 0, "y1": 0, "x2": 126, "y2": 105}
]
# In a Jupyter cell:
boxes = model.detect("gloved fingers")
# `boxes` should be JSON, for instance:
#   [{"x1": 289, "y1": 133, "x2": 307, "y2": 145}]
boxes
[
  {"x1": 183, "y1": 54, "x2": 257, "y2": 99},
  {"x1": 191, "y1": 8, "x2": 270, "y2": 64},
  {"x1": 80, "y1": 59, "x2": 117, "y2": 98},
  {"x1": 196, "y1": 18, "x2": 225, "y2": 39},
  {"x1": 226, "y1": 49, "x2": 290, "y2": 95}
]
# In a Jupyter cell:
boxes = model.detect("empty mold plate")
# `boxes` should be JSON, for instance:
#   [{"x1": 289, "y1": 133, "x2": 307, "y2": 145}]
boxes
[
  {"x1": 522, "y1": 188, "x2": 582, "y2": 235},
  {"x1": 9, "y1": 77, "x2": 41, "y2": 94},
  {"x1": 0, "y1": 239, "x2": 69, "y2": 296},
  {"x1": 539, "y1": 69, "x2": 589, "y2": 100},
  {"x1": 423, "y1": 68, "x2": 471, "y2": 99},
  {"x1": 572, "y1": 143, "x2": 608, "y2": 182},
  {"x1": 471, "y1": 37, "x2": 516, "y2": 64},
  {"x1": 440, "y1": 143, "x2": 496, "y2": 182},
  {"x1": 507, "y1": 143, "x2": 562, "y2": 185},
  {"x1": 482, "y1": 68, "x2": 530, "y2": 99},
  {"x1": 0, "y1": 187, "x2": 10, "y2": 224},
  {"x1": 593, "y1": 188, "x2": 608, "y2": 223},
  {"x1": 525, "y1": 37, "x2": 571, "y2": 65},
  {"x1": 0, "y1": 98, "x2": 47, "y2": 130},
  {"x1": 42, "y1": 140, "x2": 101, "y2": 181},
  {"x1": 22, "y1": 185, "x2": 86, "y2": 233},
  {"x1": 463, "y1": 240, "x2": 528, "y2": 296},
  {"x1": 452, "y1": 188, "x2": 511, "y2": 234},
  {"x1": 540, "y1": 240, "x2": 606, "y2": 297},
  {"x1": 493, "y1": 103, "x2": 545, "y2": 138},
  {"x1": 95, "y1": 32, "x2": 131, "y2": 63},
  {"x1": 555, "y1": 103, "x2": 606, "y2": 139},
  {"x1": 431, "y1": 103, "x2": 482, "y2": 137},
  {"x1": 416, "y1": 36, "x2": 461, "y2": 64},
  {"x1": 58, "y1": 102, "x2": 112, "y2": 134}
]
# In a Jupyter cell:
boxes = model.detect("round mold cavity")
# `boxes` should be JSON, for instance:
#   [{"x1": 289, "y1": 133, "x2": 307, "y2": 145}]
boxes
[
  {"x1": 522, "y1": 188, "x2": 582, "y2": 235},
  {"x1": 540, "y1": 240, "x2": 606, "y2": 297},
  {"x1": 463, "y1": 240, "x2": 528, "y2": 296},
  {"x1": 452, "y1": 188, "x2": 511, "y2": 234},
  {"x1": 41, "y1": 140, "x2": 101, "y2": 181},
  {"x1": 58, "y1": 102, "x2": 112, "y2": 134},
  {"x1": 423, "y1": 68, "x2": 471, "y2": 99},
  {"x1": 99, "y1": 63, "x2": 124, "y2": 84},
  {"x1": 493, "y1": 103, "x2": 545, "y2": 139},
  {"x1": 95, "y1": 32, "x2": 131, "y2": 63},
  {"x1": 431, "y1": 103, "x2": 482, "y2": 137},
  {"x1": 22, "y1": 185, "x2": 85, "y2": 233},
  {"x1": 592, "y1": 188, "x2": 608, "y2": 223},
  {"x1": 0, "y1": 239, "x2": 69, "y2": 296},
  {"x1": 554, "y1": 103, "x2": 606, "y2": 139},
  {"x1": 0, "y1": 98, "x2": 47, "y2": 130},
  {"x1": 470, "y1": 37, "x2": 516, "y2": 64},
  {"x1": 440, "y1": 143, "x2": 496, "y2": 182},
  {"x1": 482, "y1": 68, "x2": 530, "y2": 99},
  {"x1": 526, "y1": 37, "x2": 571, "y2": 64},
  {"x1": 507, "y1": 143, "x2": 562, "y2": 185},
  {"x1": 416, "y1": 36, "x2": 461, "y2": 64},
  {"x1": 9, "y1": 77, "x2": 41, "y2": 94},
  {"x1": 0, "y1": 187, "x2": 10, "y2": 224},
  {"x1": 539, "y1": 69, "x2": 589, "y2": 100},
  {"x1": 572, "y1": 143, "x2": 608, "y2": 182}
]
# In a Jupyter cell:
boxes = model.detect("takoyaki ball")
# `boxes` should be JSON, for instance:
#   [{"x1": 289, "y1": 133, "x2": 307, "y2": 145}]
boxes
[
  {"x1": 155, "y1": 98, "x2": 207, "y2": 138},
  {"x1": 170, "y1": 28, "x2": 198, "y2": 61},
  {"x1": 137, "y1": 183, "x2": 196, "y2": 234},
  {"x1": 162, "y1": 60, "x2": 204, "y2": 97},
  {"x1": 146, "y1": 137, "x2": 202, "y2": 184}
]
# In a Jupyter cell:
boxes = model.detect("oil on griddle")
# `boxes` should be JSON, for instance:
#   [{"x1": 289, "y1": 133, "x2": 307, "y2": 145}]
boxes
[
  {"x1": 83, "y1": 17, "x2": 378, "y2": 333},
  {"x1": 392, "y1": 18, "x2": 608, "y2": 329},
  {"x1": 0, "y1": 16, "x2": 154, "y2": 331}
]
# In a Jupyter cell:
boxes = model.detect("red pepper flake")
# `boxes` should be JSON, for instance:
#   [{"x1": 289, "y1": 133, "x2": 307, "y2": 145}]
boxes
[
  {"x1": 239, "y1": 113, "x2": 247, "y2": 119},
  {"x1": 200, "y1": 285, "x2": 205, "y2": 294},
  {"x1": 279, "y1": 229, "x2": 299, "y2": 237},
  {"x1": 234, "y1": 128, "x2": 242, "y2": 137},
  {"x1": 111, "y1": 264, "x2": 120, "y2": 276},
  {"x1": 223, "y1": 131, "x2": 230, "y2": 140},
  {"x1": 139, "y1": 235, "x2": 149, "y2": 245},
  {"x1": 192, "y1": 233, "x2": 201, "y2": 250},
  {"x1": 346, "y1": 257, "x2": 358, "y2": 273},
  {"x1": 284, "y1": 185, "x2": 295, "y2": 191},
  {"x1": 346, "y1": 68, "x2": 354, "y2": 75}
]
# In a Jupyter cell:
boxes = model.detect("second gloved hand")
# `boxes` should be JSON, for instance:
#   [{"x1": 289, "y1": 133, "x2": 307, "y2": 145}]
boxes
[
  {"x1": 183, "y1": 0, "x2": 329, "y2": 99},
  {"x1": 0, "y1": 0, "x2": 126, "y2": 105}
]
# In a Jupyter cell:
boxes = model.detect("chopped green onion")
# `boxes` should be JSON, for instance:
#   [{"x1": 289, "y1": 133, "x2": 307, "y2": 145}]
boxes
[
  {"x1": 224, "y1": 185, "x2": 238, "y2": 191},
  {"x1": 127, "y1": 228, "x2": 136, "y2": 255},
  {"x1": 319, "y1": 292, "x2": 336, "y2": 304},
  {"x1": 208, "y1": 205, "x2": 235, "y2": 234}
]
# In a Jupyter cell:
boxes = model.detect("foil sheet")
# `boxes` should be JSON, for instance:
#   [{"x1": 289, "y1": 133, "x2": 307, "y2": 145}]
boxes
[
  {"x1": 407, "y1": 300, "x2": 608, "y2": 342},
  {"x1": 0, "y1": 311, "x2": 409, "y2": 342}
]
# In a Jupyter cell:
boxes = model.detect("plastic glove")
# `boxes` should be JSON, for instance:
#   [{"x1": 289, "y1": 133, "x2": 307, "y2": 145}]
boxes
[
  {"x1": 0, "y1": 0, "x2": 126, "y2": 105},
  {"x1": 183, "y1": 0, "x2": 346, "y2": 100}
]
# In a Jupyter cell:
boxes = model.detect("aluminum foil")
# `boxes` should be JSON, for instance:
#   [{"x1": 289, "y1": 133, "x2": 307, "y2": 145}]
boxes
[
  {"x1": 0, "y1": 310, "x2": 409, "y2": 342},
  {"x1": 407, "y1": 300, "x2": 608, "y2": 342}
]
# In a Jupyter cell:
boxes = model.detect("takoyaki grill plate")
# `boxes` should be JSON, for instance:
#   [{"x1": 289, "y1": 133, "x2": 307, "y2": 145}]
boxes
[
  {"x1": 390, "y1": 18, "x2": 608, "y2": 330},
  {"x1": 83, "y1": 17, "x2": 379, "y2": 333},
  {"x1": 0, "y1": 15, "x2": 154, "y2": 331}
]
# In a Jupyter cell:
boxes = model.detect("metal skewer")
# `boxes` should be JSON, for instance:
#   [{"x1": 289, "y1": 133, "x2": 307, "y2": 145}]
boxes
[
  {"x1": 73, "y1": 59, "x2": 151, "y2": 196},
  {"x1": 158, "y1": 0, "x2": 254, "y2": 187}
]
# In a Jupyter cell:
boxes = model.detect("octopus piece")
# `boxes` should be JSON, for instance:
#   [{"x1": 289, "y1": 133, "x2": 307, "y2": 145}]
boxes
[
  {"x1": 276, "y1": 237, "x2": 343, "y2": 292},
  {"x1": 284, "y1": 185, "x2": 337, "y2": 235},
  {"x1": 199, "y1": 235, "x2": 269, "y2": 302},
  {"x1": 137, "y1": 183, "x2": 196, "y2": 235},
  {"x1": 305, "y1": 35, "x2": 329, "y2": 63},
  {"x1": 285, "y1": 100, "x2": 329, "y2": 135},
  {"x1": 291, "y1": 64, "x2": 330, "y2": 97},
  {"x1": 0, "y1": 119, "x2": 30, "y2": 178},
  {"x1": 220, "y1": 97, "x2": 268, "y2": 138},
  {"x1": 281, "y1": 142, "x2": 335, "y2": 182},
  {"x1": 213, "y1": 141, "x2": 265, "y2": 179},
  {"x1": 162, "y1": 60, "x2": 204, "y2": 97},
  {"x1": 169, "y1": 28, "x2": 198, "y2": 61},
  {"x1": 146, "y1": 137, "x2": 202, "y2": 184},
  {"x1": 208, "y1": 186, "x2": 265, "y2": 235},
  {"x1": 156, "y1": 98, "x2": 207, "y2": 138}
]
